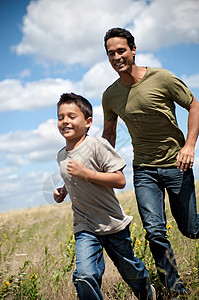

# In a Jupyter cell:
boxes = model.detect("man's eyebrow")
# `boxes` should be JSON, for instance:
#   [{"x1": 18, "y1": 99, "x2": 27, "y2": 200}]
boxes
[{"x1": 108, "y1": 47, "x2": 126, "y2": 53}]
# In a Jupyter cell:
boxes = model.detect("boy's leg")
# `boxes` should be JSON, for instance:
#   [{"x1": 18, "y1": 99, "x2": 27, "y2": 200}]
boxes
[
  {"x1": 166, "y1": 168, "x2": 199, "y2": 238},
  {"x1": 101, "y1": 225, "x2": 154, "y2": 300},
  {"x1": 73, "y1": 231, "x2": 105, "y2": 300},
  {"x1": 133, "y1": 166, "x2": 186, "y2": 295}
]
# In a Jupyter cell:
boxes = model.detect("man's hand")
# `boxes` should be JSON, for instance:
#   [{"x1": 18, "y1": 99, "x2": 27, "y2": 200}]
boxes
[
  {"x1": 176, "y1": 145, "x2": 194, "y2": 172},
  {"x1": 67, "y1": 160, "x2": 88, "y2": 180},
  {"x1": 178, "y1": 97, "x2": 199, "y2": 172}
]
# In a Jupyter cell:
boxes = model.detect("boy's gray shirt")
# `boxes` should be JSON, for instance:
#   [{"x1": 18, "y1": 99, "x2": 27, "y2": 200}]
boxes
[{"x1": 57, "y1": 136, "x2": 132, "y2": 235}]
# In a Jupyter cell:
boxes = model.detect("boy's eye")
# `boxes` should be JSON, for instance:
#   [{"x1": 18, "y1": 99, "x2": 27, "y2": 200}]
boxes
[{"x1": 58, "y1": 114, "x2": 77, "y2": 121}]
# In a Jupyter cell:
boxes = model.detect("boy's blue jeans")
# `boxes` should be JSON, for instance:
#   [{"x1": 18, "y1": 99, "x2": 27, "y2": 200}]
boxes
[
  {"x1": 73, "y1": 225, "x2": 153, "y2": 300},
  {"x1": 133, "y1": 166, "x2": 199, "y2": 293}
]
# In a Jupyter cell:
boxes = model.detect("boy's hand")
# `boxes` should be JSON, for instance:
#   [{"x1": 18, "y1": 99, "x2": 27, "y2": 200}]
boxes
[
  {"x1": 67, "y1": 160, "x2": 88, "y2": 180},
  {"x1": 53, "y1": 186, "x2": 67, "y2": 203},
  {"x1": 67, "y1": 160, "x2": 125, "y2": 189}
]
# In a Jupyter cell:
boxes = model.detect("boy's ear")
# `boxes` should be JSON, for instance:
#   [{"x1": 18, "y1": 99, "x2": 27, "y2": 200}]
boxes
[{"x1": 85, "y1": 117, "x2": 93, "y2": 129}]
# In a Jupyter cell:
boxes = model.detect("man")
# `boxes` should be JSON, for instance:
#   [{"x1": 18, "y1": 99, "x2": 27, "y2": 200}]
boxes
[{"x1": 102, "y1": 27, "x2": 199, "y2": 297}]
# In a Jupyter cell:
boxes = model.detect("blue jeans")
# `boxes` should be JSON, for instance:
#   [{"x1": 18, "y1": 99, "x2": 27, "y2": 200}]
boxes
[
  {"x1": 73, "y1": 225, "x2": 153, "y2": 300},
  {"x1": 133, "y1": 166, "x2": 199, "y2": 293}
]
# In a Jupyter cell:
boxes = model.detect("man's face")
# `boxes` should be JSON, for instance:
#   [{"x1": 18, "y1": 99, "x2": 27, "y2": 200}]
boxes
[{"x1": 106, "y1": 37, "x2": 136, "y2": 74}]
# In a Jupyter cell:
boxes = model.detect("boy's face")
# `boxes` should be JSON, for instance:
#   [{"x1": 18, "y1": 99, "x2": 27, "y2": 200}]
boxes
[{"x1": 58, "y1": 103, "x2": 92, "y2": 148}]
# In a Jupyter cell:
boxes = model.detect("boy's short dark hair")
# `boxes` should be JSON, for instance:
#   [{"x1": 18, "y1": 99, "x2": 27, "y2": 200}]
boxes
[
  {"x1": 104, "y1": 27, "x2": 135, "y2": 53},
  {"x1": 57, "y1": 93, "x2": 93, "y2": 119}
]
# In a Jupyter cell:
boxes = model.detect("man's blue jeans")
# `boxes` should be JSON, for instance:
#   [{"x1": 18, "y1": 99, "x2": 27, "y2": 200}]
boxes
[
  {"x1": 133, "y1": 166, "x2": 199, "y2": 293},
  {"x1": 73, "y1": 225, "x2": 153, "y2": 300}
]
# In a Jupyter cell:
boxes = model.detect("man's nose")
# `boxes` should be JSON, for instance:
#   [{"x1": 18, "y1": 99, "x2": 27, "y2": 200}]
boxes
[{"x1": 114, "y1": 52, "x2": 121, "y2": 60}]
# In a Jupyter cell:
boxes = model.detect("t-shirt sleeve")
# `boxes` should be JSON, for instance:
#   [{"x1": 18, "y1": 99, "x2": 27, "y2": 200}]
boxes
[
  {"x1": 95, "y1": 137, "x2": 126, "y2": 173},
  {"x1": 102, "y1": 91, "x2": 118, "y2": 122},
  {"x1": 167, "y1": 71, "x2": 193, "y2": 108},
  {"x1": 56, "y1": 147, "x2": 66, "y2": 165}
]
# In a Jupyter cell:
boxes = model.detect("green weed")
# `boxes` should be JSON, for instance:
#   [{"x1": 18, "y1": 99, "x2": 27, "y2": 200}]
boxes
[{"x1": 0, "y1": 185, "x2": 198, "y2": 299}]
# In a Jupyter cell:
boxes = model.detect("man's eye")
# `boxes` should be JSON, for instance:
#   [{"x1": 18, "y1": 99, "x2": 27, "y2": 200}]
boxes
[{"x1": 118, "y1": 50, "x2": 125, "y2": 55}]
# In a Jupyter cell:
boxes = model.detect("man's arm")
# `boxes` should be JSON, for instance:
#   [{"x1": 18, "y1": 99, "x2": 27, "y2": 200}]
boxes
[
  {"x1": 177, "y1": 97, "x2": 199, "y2": 171},
  {"x1": 66, "y1": 160, "x2": 126, "y2": 189},
  {"x1": 102, "y1": 119, "x2": 117, "y2": 148}
]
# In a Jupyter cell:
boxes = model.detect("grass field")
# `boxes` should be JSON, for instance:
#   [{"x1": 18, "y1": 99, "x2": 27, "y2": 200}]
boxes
[{"x1": 0, "y1": 182, "x2": 199, "y2": 299}]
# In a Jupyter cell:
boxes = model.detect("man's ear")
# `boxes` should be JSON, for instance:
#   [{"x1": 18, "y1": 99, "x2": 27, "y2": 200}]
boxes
[
  {"x1": 85, "y1": 117, "x2": 93, "y2": 130},
  {"x1": 132, "y1": 44, "x2": 136, "y2": 56}
]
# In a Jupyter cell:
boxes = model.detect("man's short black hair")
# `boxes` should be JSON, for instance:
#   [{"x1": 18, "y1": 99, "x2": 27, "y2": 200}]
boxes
[{"x1": 104, "y1": 27, "x2": 135, "y2": 53}]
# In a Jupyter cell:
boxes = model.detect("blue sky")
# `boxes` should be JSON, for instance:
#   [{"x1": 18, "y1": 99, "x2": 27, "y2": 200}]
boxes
[{"x1": 0, "y1": 0, "x2": 199, "y2": 212}]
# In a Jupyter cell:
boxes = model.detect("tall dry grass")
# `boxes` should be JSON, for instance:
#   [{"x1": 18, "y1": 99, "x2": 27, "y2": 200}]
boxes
[{"x1": 0, "y1": 182, "x2": 199, "y2": 299}]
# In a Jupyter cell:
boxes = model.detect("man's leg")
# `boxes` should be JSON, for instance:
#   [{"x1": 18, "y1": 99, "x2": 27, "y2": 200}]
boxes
[
  {"x1": 166, "y1": 168, "x2": 199, "y2": 238},
  {"x1": 133, "y1": 166, "x2": 186, "y2": 294},
  {"x1": 102, "y1": 225, "x2": 154, "y2": 300},
  {"x1": 73, "y1": 231, "x2": 105, "y2": 300}
]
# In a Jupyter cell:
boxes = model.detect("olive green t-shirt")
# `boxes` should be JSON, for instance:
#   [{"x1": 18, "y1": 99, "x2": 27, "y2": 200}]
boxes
[{"x1": 102, "y1": 67, "x2": 193, "y2": 167}]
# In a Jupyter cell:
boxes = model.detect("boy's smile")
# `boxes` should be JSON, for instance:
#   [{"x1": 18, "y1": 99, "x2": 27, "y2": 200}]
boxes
[{"x1": 58, "y1": 103, "x2": 92, "y2": 150}]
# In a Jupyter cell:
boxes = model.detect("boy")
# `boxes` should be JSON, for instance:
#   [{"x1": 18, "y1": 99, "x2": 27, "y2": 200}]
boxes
[{"x1": 54, "y1": 92, "x2": 155, "y2": 300}]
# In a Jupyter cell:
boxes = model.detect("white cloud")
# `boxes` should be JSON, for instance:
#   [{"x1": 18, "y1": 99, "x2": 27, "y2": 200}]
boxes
[
  {"x1": 181, "y1": 74, "x2": 199, "y2": 88},
  {"x1": 0, "y1": 119, "x2": 63, "y2": 164},
  {"x1": 77, "y1": 61, "x2": 118, "y2": 100},
  {"x1": 14, "y1": 0, "x2": 199, "y2": 67},
  {"x1": 136, "y1": 53, "x2": 162, "y2": 67},
  {"x1": 196, "y1": 139, "x2": 199, "y2": 151},
  {"x1": 19, "y1": 69, "x2": 31, "y2": 78},
  {"x1": 0, "y1": 51, "x2": 163, "y2": 113},
  {"x1": 0, "y1": 166, "x2": 17, "y2": 177},
  {"x1": 0, "y1": 169, "x2": 52, "y2": 212},
  {"x1": 14, "y1": 0, "x2": 145, "y2": 67},
  {"x1": 0, "y1": 110, "x2": 104, "y2": 167},
  {"x1": 0, "y1": 78, "x2": 74, "y2": 111},
  {"x1": 0, "y1": 75, "x2": 91, "y2": 112},
  {"x1": 93, "y1": 105, "x2": 103, "y2": 126},
  {"x1": 131, "y1": 0, "x2": 199, "y2": 51},
  {"x1": 0, "y1": 61, "x2": 116, "y2": 112},
  {"x1": 194, "y1": 153, "x2": 199, "y2": 179}
]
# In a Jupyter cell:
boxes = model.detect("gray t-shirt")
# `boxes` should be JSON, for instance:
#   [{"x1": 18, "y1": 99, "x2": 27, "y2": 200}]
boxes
[{"x1": 57, "y1": 136, "x2": 132, "y2": 235}]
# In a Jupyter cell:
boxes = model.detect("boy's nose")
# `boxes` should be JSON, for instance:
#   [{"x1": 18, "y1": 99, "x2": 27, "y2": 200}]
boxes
[{"x1": 63, "y1": 116, "x2": 69, "y2": 123}]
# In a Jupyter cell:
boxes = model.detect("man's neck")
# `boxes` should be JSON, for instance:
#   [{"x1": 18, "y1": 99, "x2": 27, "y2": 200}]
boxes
[{"x1": 119, "y1": 65, "x2": 147, "y2": 86}]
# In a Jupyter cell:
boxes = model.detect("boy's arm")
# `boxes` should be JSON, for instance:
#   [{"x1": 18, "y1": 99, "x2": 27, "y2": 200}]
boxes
[
  {"x1": 67, "y1": 160, "x2": 126, "y2": 189},
  {"x1": 54, "y1": 185, "x2": 68, "y2": 203}
]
